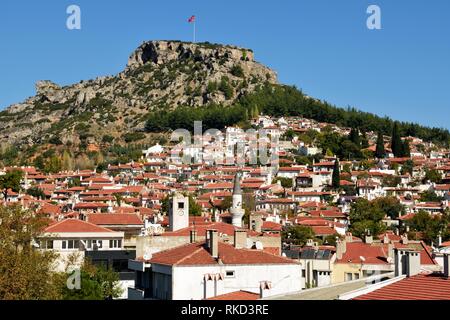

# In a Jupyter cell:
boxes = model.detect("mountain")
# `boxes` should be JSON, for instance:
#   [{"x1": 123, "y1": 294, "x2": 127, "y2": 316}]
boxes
[
  {"x1": 0, "y1": 40, "x2": 277, "y2": 146},
  {"x1": 1, "y1": 39, "x2": 449, "y2": 156}
]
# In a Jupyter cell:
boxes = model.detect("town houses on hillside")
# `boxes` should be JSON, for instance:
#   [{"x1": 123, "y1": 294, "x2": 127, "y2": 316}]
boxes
[{"x1": 1, "y1": 115, "x2": 450, "y2": 300}]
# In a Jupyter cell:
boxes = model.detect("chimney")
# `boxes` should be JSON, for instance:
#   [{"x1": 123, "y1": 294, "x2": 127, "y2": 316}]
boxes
[
  {"x1": 444, "y1": 253, "x2": 450, "y2": 278},
  {"x1": 190, "y1": 230, "x2": 198, "y2": 243},
  {"x1": 401, "y1": 234, "x2": 409, "y2": 245},
  {"x1": 234, "y1": 230, "x2": 247, "y2": 249},
  {"x1": 250, "y1": 214, "x2": 263, "y2": 233},
  {"x1": 395, "y1": 249, "x2": 420, "y2": 277},
  {"x1": 365, "y1": 234, "x2": 373, "y2": 244},
  {"x1": 206, "y1": 229, "x2": 219, "y2": 258},
  {"x1": 387, "y1": 243, "x2": 394, "y2": 263},
  {"x1": 345, "y1": 232, "x2": 353, "y2": 243},
  {"x1": 405, "y1": 250, "x2": 421, "y2": 277},
  {"x1": 259, "y1": 281, "x2": 272, "y2": 299},
  {"x1": 336, "y1": 239, "x2": 347, "y2": 260}
]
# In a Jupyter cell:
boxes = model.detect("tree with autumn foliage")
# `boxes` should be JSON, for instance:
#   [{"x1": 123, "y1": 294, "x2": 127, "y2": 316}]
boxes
[{"x1": 0, "y1": 204, "x2": 62, "y2": 300}]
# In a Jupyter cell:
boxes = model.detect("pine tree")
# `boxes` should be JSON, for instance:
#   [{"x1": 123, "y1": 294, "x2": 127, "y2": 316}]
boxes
[
  {"x1": 391, "y1": 122, "x2": 402, "y2": 157},
  {"x1": 375, "y1": 132, "x2": 385, "y2": 158},
  {"x1": 332, "y1": 159, "x2": 340, "y2": 189}
]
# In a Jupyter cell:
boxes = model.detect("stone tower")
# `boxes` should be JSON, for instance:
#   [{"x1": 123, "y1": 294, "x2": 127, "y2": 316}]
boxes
[
  {"x1": 169, "y1": 193, "x2": 189, "y2": 232},
  {"x1": 230, "y1": 172, "x2": 245, "y2": 228}
]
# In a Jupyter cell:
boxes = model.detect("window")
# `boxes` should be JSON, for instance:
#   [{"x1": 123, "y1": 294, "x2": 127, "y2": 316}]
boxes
[
  {"x1": 225, "y1": 271, "x2": 235, "y2": 278},
  {"x1": 354, "y1": 273, "x2": 360, "y2": 280},
  {"x1": 345, "y1": 273, "x2": 353, "y2": 282},
  {"x1": 92, "y1": 240, "x2": 103, "y2": 249},
  {"x1": 61, "y1": 240, "x2": 79, "y2": 250},
  {"x1": 109, "y1": 239, "x2": 122, "y2": 249},
  {"x1": 45, "y1": 240, "x2": 54, "y2": 249},
  {"x1": 178, "y1": 202, "x2": 184, "y2": 209},
  {"x1": 38, "y1": 240, "x2": 54, "y2": 249}
]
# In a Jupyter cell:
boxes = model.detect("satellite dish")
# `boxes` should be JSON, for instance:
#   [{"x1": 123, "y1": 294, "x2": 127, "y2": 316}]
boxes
[{"x1": 359, "y1": 256, "x2": 366, "y2": 262}]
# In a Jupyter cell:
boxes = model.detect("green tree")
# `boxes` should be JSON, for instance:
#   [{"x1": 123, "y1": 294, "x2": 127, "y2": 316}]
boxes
[
  {"x1": 407, "y1": 210, "x2": 448, "y2": 244},
  {"x1": 391, "y1": 122, "x2": 403, "y2": 157},
  {"x1": 44, "y1": 155, "x2": 62, "y2": 174},
  {"x1": 188, "y1": 195, "x2": 203, "y2": 217},
  {"x1": 0, "y1": 204, "x2": 62, "y2": 300},
  {"x1": 282, "y1": 225, "x2": 315, "y2": 246},
  {"x1": 375, "y1": 131, "x2": 385, "y2": 158},
  {"x1": 382, "y1": 175, "x2": 401, "y2": 187},
  {"x1": 274, "y1": 177, "x2": 293, "y2": 189},
  {"x1": 349, "y1": 198, "x2": 386, "y2": 237},
  {"x1": 26, "y1": 186, "x2": 46, "y2": 199},
  {"x1": 373, "y1": 196, "x2": 405, "y2": 219},
  {"x1": 420, "y1": 189, "x2": 443, "y2": 202},
  {"x1": 360, "y1": 132, "x2": 369, "y2": 149},
  {"x1": 348, "y1": 128, "x2": 361, "y2": 147},
  {"x1": 422, "y1": 169, "x2": 442, "y2": 184},
  {"x1": 401, "y1": 160, "x2": 414, "y2": 175},
  {"x1": 216, "y1": 196, "x2": 232, "y2": 211},
  {"x1": 0, "y1": 169, "x2": 23, "y2": 199},
  {"x1": 332, "y1": 159, "x2": 340, "y2": 189},
  {"x1": 61, "y1": 259, "x2": 123, "y2": 300},
  {"x1": 401, "y1": 139, "x2": 411, "y2": 157}
]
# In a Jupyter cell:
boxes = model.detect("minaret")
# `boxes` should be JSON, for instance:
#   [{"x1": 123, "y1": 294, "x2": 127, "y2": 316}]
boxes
[{"x1": 230, "y1": 172, "x2": 245, "y2": 228}]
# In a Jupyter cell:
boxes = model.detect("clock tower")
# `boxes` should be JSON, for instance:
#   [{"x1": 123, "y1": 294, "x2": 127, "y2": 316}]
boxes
[{"x1": 169, "y1": 193, "x2": 189, "y2": 232}]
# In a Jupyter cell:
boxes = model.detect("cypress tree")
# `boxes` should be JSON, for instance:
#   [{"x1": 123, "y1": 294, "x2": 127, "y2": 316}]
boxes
[
  {"x1": 361, "y1": 131, "x2": 369, "y2": 149},
  {"x1": 349, "y1": 128, "x2": 361, "y2": 147},
  {"x1": 375, "y1": 132, "x2": 385, "y2": 158},
  {"x1": 401, "y1": 139, "x2": 411, "y2": 157},
  {"x1": 391, "y1": 122, "x2": 402, "y2": 157},
  {"x1": 332, "y1": 159, "x2": 340, "y2": 189}
]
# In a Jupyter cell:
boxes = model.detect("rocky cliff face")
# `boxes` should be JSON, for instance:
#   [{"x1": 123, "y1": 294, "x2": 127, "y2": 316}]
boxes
[{"x1": 0, "y1": 40, "x2": 277, "y2": 146}]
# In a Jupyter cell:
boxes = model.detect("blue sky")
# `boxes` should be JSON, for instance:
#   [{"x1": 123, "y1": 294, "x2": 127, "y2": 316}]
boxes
[{"x1": 1, "y1": 0, "x2": 449, "y2": 129}]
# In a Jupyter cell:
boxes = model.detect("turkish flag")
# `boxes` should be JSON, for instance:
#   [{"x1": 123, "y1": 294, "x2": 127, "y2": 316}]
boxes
[{"x1": 188, "y1": 15, "x2": 196, "y2": 23}]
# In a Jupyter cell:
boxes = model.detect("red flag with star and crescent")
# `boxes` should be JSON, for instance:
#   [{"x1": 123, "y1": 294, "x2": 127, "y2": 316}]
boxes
[{"x1": 188, "y1": 15, "x2": 196, "y2": 23}]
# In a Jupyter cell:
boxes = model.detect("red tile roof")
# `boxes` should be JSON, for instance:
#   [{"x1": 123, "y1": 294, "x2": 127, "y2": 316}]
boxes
[
  {"x1": 163, "y1": 222, "x2": 262, "y2": 237},
  {"x1": 146, "y1": 241, "x2": 295, "y2": 266},
  {"x1": 353, "y1": 273, "x2": 450, "y2": 300},
  {"x1": 207, "y1": 291, "x2": 259, "y2": 300},
  {"x1": 87, "y1": 214, "x2": 143, "y2": 226},
  {"x1": 311, "y1": 226, "x2": 337, "y2": 236},
  {"x1": 44, "y1": 219, "x2": 114, "y2": 233},
  {"x1": 335, "y1": 242, "x2": 389, "y2": 265}
]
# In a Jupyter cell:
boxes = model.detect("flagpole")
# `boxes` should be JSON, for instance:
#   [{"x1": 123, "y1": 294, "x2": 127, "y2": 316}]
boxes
[{"x1": 193, "y1": 20, "x2": 196, "y2": 43}]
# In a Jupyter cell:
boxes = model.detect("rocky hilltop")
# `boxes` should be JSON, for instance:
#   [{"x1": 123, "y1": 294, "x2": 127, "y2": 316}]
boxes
[{"x1": 0, "y1": 40, "x2": 277, "y2": 146}]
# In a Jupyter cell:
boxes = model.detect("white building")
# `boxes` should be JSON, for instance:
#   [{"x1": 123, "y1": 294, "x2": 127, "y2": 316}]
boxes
[
  {"x1": 39, "y1": 219, "x2": 133, "y2": 299},
  {"x1": 128, "y1": 229, "x2": 303, "y2": 300}
]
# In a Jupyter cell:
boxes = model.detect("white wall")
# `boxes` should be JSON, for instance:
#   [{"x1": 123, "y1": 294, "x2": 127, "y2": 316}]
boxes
[{"x1": 171, "y1": 264, "x2": 303, "y2": 300}]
